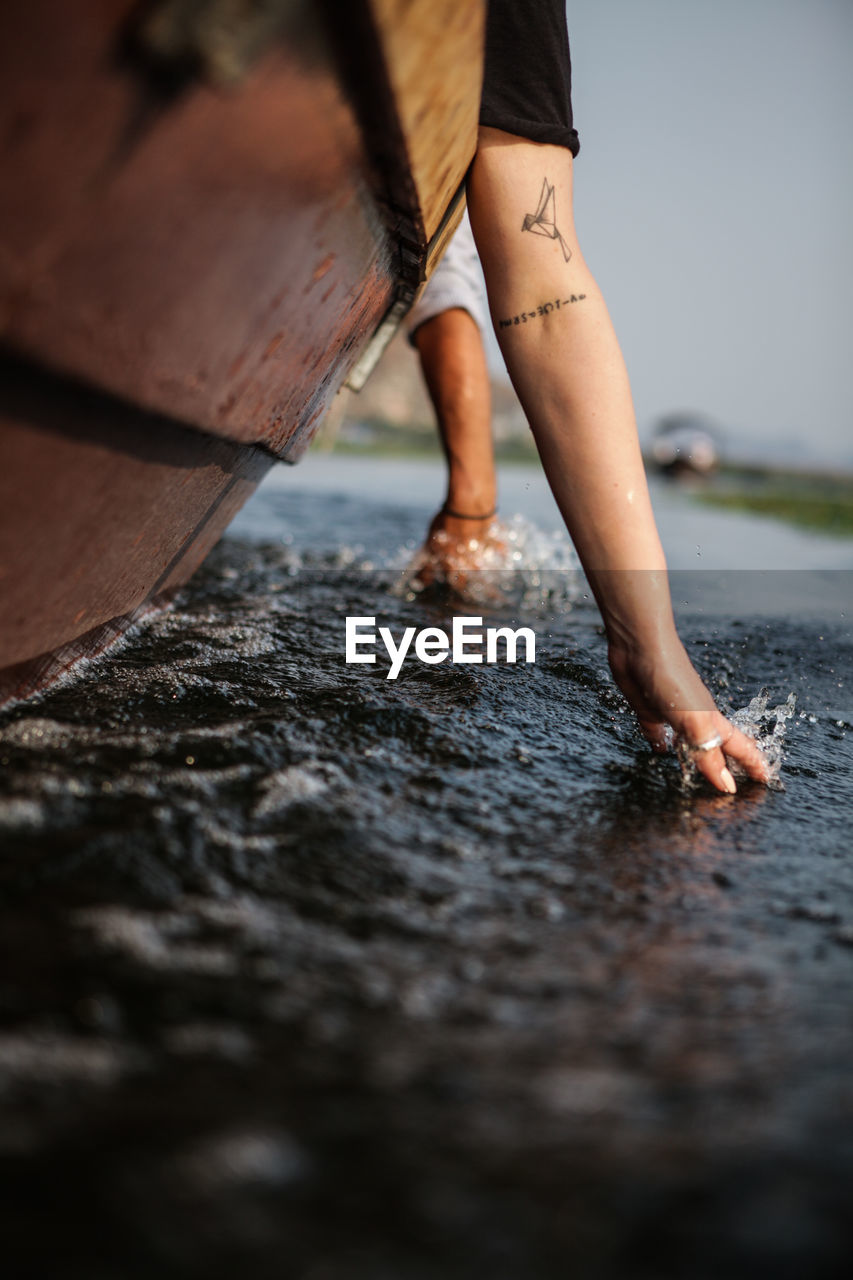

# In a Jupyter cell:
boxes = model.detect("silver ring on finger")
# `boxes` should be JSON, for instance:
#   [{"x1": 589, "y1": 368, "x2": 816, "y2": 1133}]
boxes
[{"x1": 688, "y1": 732, "x2": 724, "y2": 754}]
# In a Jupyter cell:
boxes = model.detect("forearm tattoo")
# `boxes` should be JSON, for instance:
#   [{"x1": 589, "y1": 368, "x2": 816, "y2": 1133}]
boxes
[
  {"x1": 498, "y1": 294, "x2": 586, "y2": 329},
  {"x1": 522, "y1": 177, "x2": 572, "y2": 262}
]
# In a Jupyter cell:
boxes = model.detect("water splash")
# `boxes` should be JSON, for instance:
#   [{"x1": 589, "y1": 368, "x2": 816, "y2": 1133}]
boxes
[
  {"x1": 728, "y1": 687, "x2": 797, "y2": 787},
  {"x1": 391, "y1": 514, "x2": 582, "y2": 610},
  {"x1": 676, "y1": 688, "x2": 796, "y2": 792}
]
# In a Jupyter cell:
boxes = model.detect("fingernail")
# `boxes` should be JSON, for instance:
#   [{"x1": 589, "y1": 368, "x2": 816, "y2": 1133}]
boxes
[{"x1": 721, "y1": 767, "x2": 737, "y2": 795}]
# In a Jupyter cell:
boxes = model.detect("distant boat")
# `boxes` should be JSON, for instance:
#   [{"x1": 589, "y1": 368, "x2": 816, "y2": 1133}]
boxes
[
  {"x1": 0, "y1": 0, "x2": 485, "y2": 704},
  {"x1": 650, "y1": 413, "x2": 721, "y2": 478}
]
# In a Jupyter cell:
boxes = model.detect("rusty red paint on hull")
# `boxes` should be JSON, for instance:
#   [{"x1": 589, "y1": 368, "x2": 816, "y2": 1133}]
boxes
[
  {"x1": 0, "y1": 0, "x2": 395, "y2": 460},
  {"x1": 0, "y1": 358, "x2": 272, "y2": 693},
  {"x1": 0, "y1": 0, "x2": 481, "y2": 699}
]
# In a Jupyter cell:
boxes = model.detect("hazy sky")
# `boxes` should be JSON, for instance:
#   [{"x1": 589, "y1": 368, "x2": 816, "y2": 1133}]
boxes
[{"x1": 484, "y1": 0, "x2": 853, "y2": 468}]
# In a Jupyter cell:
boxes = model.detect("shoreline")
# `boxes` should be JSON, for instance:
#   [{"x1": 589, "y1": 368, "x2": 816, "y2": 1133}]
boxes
[{"x1": 316, "y1": 431, "x2": 853, "y2": 538}]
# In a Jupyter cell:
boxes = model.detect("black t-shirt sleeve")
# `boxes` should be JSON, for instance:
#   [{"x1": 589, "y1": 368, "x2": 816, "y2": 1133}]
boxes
[{"x1": 479, "y1": 0, "x2": 580, "y2": 156}]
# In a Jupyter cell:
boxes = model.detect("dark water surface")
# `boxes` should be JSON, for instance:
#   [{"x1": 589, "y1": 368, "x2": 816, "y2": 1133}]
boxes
[{"x1": 1, "y1": 459, "x2": 852, "y2": 1279}]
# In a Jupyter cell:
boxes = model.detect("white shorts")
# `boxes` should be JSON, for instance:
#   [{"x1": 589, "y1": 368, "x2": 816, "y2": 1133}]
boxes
[{"x1": 405, "y1": 210, "x2": 489, "y2": 342}]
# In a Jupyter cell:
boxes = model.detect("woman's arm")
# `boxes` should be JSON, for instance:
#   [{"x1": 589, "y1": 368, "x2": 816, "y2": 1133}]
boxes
[{"x1": 467, "y1": 127, "x2": 768, "y2": 792}]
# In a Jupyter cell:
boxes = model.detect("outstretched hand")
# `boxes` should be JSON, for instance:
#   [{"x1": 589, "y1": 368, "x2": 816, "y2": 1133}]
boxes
[{"x1": 608, "y1": 635, "x2": 770, "y2": 793}]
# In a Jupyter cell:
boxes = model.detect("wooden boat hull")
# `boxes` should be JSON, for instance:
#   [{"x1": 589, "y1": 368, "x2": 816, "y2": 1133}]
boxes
[
  {"x1": 0, "y1": 0, "x2": 484, "y2": 702},
  {"x1": 0, "y1": 356, "x2": 271, "y2": 702}
]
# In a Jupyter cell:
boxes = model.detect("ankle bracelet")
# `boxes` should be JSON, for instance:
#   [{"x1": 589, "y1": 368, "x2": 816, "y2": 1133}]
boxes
[{"x1": 441, "y1": 504, "x2": 497, "y2": 521}]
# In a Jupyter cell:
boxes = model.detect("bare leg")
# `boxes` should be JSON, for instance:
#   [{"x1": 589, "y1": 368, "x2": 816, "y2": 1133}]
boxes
[
  {"x1": 467, "y1": 127, "x2": 768, "y2": 792},
  {"x1": 413, "y1": 306, "x2": 496, "y2": 523},
  {"x1": 412, "y1": 306, "x2": 503, "y2": 583}
]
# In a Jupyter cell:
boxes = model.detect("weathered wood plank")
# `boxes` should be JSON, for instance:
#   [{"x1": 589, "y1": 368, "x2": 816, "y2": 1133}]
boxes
[{"x1": 369, "y1": 0, "x2": 484, "y2": 243}]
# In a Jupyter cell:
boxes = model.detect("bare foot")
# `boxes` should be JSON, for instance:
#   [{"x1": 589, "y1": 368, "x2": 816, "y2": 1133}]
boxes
[{"x1": 410, "y1": 509, "x2": 507, "y2": 597}]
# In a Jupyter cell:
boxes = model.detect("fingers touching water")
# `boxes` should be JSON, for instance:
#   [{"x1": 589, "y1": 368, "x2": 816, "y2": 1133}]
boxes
[{"x1": 609, "y1": 639, "x2": 771, "y2": 795}]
